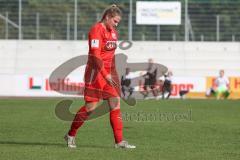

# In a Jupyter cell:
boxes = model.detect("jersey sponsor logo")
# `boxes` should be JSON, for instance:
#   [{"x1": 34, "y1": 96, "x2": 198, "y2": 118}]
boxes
[
  {"x1": 91, "y1": 39, "x2": 99, "y2": 48},
  {"x1": 105, "y1": 41, "x2": 117, "y2": 51}
]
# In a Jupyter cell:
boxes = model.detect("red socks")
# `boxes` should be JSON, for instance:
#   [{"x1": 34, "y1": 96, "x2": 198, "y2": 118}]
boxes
[
  {"x1": 68, "y1": 106, "x2": 89, "y2": 137},
  {"x1": 68, "y1": 106, "x2": 123, "y2": 144},
  {"x1": 110, "y1": 109, "x2": 123, "y2": 143}
]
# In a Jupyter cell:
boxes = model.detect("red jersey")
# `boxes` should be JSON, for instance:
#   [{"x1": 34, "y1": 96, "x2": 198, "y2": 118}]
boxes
[{"x1": 87, "y1": 22, "x2": 118, "y2": 78}]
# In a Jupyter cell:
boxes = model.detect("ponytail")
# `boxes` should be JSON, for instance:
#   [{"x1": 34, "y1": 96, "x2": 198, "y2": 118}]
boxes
[{"x1": 101, "y1": 4, "x2": 122, "y2": 21}]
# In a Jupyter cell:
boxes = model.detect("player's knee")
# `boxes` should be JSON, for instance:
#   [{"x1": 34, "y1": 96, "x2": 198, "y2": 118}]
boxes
[
  {"x1": 108, "y1": 97, "x2": 120, "y2": 109},
  {"x1": 85, "y1": 102, "x2": 98, "y2": 112}
]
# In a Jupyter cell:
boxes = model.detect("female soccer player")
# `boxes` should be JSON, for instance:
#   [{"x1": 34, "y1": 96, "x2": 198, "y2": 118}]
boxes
[{"x1": 64, "y1": 4, "x2": 136, "y2": 149}]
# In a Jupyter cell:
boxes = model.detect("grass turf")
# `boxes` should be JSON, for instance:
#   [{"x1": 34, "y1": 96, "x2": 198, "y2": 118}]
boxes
[{"x1": 0, "y1": 99, "x2": 240, "y2": 160}]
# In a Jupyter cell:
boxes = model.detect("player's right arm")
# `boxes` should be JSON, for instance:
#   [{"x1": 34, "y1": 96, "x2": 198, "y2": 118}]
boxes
[
  {"x1": 89, "y1": 26, "x2": 118, "y2": 87},
  {"x1": 89, "y1": 26, "x2": 108, "y2": 78}
]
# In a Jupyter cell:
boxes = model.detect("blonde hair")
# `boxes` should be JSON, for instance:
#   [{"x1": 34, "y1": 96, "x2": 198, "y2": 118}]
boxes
[{"x1": 101, "y1": 4, "x2": 122, "y2": 21}]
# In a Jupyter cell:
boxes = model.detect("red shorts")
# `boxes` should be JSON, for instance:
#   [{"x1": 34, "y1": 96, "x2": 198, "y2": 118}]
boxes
[{"x1": 84, "y1": 69, "x2": 120, "y2": 102}]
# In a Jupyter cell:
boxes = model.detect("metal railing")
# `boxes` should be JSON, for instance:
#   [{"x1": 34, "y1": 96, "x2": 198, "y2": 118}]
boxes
[{"x1": 0, "y1": 0, "x2": 239, "y2": 41}]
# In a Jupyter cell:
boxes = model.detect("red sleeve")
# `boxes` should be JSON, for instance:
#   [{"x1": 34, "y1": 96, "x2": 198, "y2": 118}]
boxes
[{"x1": 88, "y1": 25, "x2": 108, "y2": 78}]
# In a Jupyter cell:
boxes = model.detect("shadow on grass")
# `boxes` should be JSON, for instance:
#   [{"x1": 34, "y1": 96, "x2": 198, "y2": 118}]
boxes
[
  {"x1": 0, "y1": 141, "x2": 64, "y2": 147},
  {"x1": 0, "y1": 141, "x2": 112, "y2": 149}
]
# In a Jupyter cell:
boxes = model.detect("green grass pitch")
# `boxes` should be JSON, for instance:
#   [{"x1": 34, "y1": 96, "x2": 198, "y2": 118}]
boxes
[{"x1": 0, "y1": 99, "x2": 240, "y2": 160}]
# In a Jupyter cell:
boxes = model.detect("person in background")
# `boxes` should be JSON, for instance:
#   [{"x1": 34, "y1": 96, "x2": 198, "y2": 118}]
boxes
[
  {"x1": 141, "y1": 58, "x2": 159, "y2": 99},
  {"x1": 121, "y1": 68, "x2": 134, "y2": 99},
  {"x1": 162, "y1": 71, "x2": 173, "y2": 99},
  {"x1": 214, "y1": 69, "x2": 230, "y2": 99}
]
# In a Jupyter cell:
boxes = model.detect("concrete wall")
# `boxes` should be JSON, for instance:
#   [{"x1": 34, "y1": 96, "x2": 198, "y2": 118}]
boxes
[
  {"x1": 125, "y1": 41, "x2": 240, "y2": 77},
  {"x1": 0, "y1": 40, "x2": 239, "y2": 77}
]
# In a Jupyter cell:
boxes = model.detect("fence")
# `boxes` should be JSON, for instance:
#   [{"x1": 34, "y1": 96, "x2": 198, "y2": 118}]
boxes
[{"x1": 0, "y1": 0, "x2": 239, "y2": 41}]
